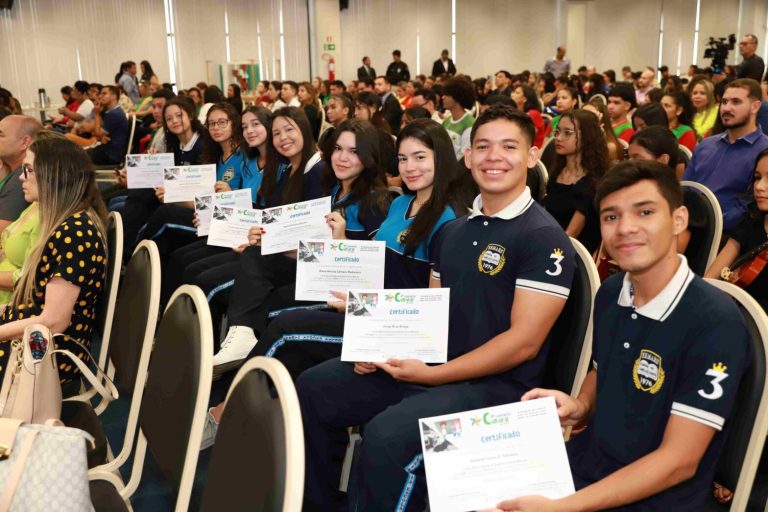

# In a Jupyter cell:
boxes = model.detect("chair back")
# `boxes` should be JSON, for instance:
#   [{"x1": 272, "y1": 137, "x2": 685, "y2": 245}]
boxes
[
  {"x1": 704, "y1": 279, "x2": 768, "y2": 512},
  {"x1": 201, "y1": 357, "x2": 305, "y2": 512},
  {"x1": 138, "y1": 285, "x2": 213, "y2": 511},
  {"x1": 678, "y1": 144, "x2": 692, "y2": 169},
  {"x1": 526, "y1": 160, "x2": 548, "y2": 201},
  {"x1": 539, "y1": 137, "x2": 557, "y2": 178},
  {"x1": 541, "y1": 238, "x2": 599, "y2": 397},
  {"x1": 681, "y1": 181, "x2": 722, "y2": 275},
  {"x1": 107, "y1": 240, "x2": 161, "y2": 396},
  {"x1": 94, "y1": 212, "x2": 124, "y2": 367},
  {"x1": 122, "y1": 115, "x2": 137, "y2": 165},
  {"x1": 591, "y1": 93, "x2": 607, "y2": 105}
]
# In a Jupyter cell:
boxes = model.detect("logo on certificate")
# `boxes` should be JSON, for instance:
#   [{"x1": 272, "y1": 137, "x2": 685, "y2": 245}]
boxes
[
  {"x1": 477, "y1": 243, "x2": 506, "y2": 275},
  {"x1": 633, "y1": 349, "x2": 665, "y2": 394}
]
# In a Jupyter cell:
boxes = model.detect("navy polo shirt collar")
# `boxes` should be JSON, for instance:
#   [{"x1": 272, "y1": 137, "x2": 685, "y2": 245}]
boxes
[
  {"x1": 467, "y1": 187, "x2": 533, "y2": 220},
  {"x1": 617, "y1": 255, "x2": 693, "y2": 321},
  {"x1": 717, "y1": 126, "x2": 763, "y2": 145}
]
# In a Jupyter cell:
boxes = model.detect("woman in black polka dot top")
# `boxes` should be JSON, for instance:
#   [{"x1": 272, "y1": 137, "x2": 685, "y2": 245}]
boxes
[{"x1": 0, "y1": 133, "x2": 108, "y2": 386}]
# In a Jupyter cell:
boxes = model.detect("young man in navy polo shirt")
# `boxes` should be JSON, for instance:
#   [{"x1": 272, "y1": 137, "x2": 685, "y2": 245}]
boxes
[
  {"x1": 497, "y1": 161, "x2": 750, "y2": 512},
  {"x1": 296, "y1": 105, "x2": 576, "y2": 511}
]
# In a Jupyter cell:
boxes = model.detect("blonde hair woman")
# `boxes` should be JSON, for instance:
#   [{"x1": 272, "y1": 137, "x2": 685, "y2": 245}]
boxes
[
  {"x1": 0, "y1": 133, "x2": 108, "y2": 386},
  {"x1": 688, "y1": 76, "x2": 718, "y2": 140}
]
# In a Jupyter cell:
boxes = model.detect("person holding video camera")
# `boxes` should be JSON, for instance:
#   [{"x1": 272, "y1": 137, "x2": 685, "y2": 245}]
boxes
[{"x1": 737, "y1": 34, "x2": 765, "y2": 82}]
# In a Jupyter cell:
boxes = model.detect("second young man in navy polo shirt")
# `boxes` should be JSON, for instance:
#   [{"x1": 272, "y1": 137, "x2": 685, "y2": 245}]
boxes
[
  {"x1": 498, "y1": 161, "x2": 750, "y2": 512},
  {"x1": 296, "y1": 105, "x2": 576, "y2": 511}
]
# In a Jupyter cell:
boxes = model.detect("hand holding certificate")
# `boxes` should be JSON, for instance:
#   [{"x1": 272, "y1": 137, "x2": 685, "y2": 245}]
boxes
[
  {"x1": 163, "y1": 164, "x2": 216, "y2": 203},
  {"x1": 260, "y1": 197, "x2": 332, "y2": 255},
  {"x1": 125, "y1": 153, "x2": 175, "y2": 189},
  {"x1": 295, "y1": 240, "x2": 386, "y2": 301},
  {"x1": 340, "y1": 288, "x2": 450, "y2": 363},
  {"x1": 195, "y1": 189, "x2": 252, "y2": 236},
  {"x1": 207, "y1": 206, "x2": 262, "y2": 248},
  {"x1": 419, "y1": 397, "x2": 575, "y2": 512}
]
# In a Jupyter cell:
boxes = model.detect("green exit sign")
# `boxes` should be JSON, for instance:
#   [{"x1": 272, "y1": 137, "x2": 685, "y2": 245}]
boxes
[{"x1": 323, "y1": 43, "x2": 336, "y2": 51}]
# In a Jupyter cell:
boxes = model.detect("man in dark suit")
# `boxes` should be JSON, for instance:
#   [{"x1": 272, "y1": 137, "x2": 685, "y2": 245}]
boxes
[
  {"x1": 431, "y1": 49, "x2": 456, "y2": 78},
  {"x1": 385, "y1": 50, "x2": 410, "y2": 85},
  {"x1": 374, "y1": 75, "x2": 402, "y2": 134},
  {"x1": 357, "y1": 56, "x2": 376, "y2": 81}
]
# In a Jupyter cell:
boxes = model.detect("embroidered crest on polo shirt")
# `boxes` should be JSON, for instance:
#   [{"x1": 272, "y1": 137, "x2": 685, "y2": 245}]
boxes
[
  {"x1": 698, "y1": 362, "x2": 729, "y2": 400},
  {"x1": 545, "y1": 248, "x2": 564, "y2": 276},
  {"x1": 633, "y1": 349, "x2": 665, "y2": 394},
  {"x1": 222, "y1": 167, "x2": 235, "y2": 182},
  {"x1": 477, "y1": 243, "x2": 506, "y2": 275}
]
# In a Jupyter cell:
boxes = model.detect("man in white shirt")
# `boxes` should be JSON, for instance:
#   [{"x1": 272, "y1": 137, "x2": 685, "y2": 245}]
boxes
[{"x1": 280, "y1": 81, "x2": 302, "y2": 108}]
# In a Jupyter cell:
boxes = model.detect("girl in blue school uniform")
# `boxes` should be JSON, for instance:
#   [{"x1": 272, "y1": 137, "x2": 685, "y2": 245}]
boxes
[
  {"x1": 141, "y1": 102, "x2": 247, "y2": 264},
  {"x1": 161, "y1": 105, "x2": 272, "y2": 303},
  {"x1": 200, "y1": 118, "x2": 474, "y2": 449}
]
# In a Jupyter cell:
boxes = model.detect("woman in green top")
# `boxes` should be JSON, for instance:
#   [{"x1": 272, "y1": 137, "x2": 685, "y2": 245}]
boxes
[
  {"x1": 0, "y1": 202, "x2": 40, "y2": 303},
  {"x1": 550, "y1": 87, "x2": 579, "y2": 134},
  {"x1": 133, "y1": 81, "x2": 153, "y2": 119},
  {"x1": 688, "y1": 76, "x2": 718, "y2": 140}
]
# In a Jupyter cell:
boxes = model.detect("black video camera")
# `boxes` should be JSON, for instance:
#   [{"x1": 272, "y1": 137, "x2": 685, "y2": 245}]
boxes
[{"x1": 703, "y1": 34, "x2": 736, "y2": 74}]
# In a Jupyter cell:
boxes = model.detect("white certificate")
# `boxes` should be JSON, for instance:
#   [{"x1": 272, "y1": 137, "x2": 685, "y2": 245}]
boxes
[
  {"x1": 163, "y1": 164, "x2": 216, "y2": 203},
  {"x1": 295, "y1": 239, "x2": 386, "y2": 301},
  {"x1": 340, "y1": 288, "x2": 449, "y2": 363},
  {"x1": 420, "y1": 397, "x2": 575, "y2": 512},
  {"x1": 207, "y1": 206, "x2": 262, "y2": 248},
  {"x1": 125, "y1": 153, "x2": 175, "y2": 189},
  {"x1": 195, "y1": 189, "x2": 252, "y2": 236},
  {"x1": 260, "y1": 196, "x2": 332, "y2": 256}
]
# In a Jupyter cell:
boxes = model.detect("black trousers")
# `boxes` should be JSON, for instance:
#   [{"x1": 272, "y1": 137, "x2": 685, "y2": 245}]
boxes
[
  {"x1": 143, "y1": 204, "x2": 197, "y2": 261},
  {"x1": 246, "y1": 308, "x2": 342, "y2": 381},
  {"x1": 122, "y1": 189, "x2": 160, "y2": 259},
  {"x1": 163, "y1": 238, "x2": 230, "y2": 306},
  {"x1": 225, "y1": 246, "x2": 299, "y2": 336}
]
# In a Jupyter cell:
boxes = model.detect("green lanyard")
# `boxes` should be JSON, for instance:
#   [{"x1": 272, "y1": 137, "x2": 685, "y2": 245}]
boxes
[{"x1": 0, "y1": 171, "x2": 14, "y2": 194}]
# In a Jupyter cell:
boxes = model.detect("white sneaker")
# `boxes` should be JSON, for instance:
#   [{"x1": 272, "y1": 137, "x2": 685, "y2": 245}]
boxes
[
  {"x1": 212, "y1": 326, "x2": 258, "y2": 378},
  {"x1": 200, "y1": 408, "x2": 219, "y2": 451}
]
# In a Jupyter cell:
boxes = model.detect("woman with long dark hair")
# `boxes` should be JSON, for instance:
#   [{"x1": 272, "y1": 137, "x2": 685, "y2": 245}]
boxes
[
  {"x1": 542, "y1": 109, "x2": 608, "y2": 252},
  {"x1": 184, "y1": 107, "x2": 327, "y2": 351},
  {"x1": 121, "y1": 97, "x2": 216, "y2": 258},
  {"x1": 200, "y1": 118, "x2": 473, "y2": 449},
  {"x1": 226, "y1": 83, "x2": 243, "y2": 113},
  {"x1": 512, "y1": 84, "x2": 545, "y2": 148},
  {"x1": 298, "y1": 81, "x2": 321, "y2": 141},
  {"x1": 583, "y1": 97, "x2": 624, "y2": 162},
  {"x1": 0, "y1": 133, "x2": 108, "y2": 388},
  {"x1": 162, "y1": 106, "x2": 273, "y2": 303},
  {"x1": 661, "y1": 90, "x2": 697, "y2": 151},
  {"x1": 140, "y1": 60, "x2": 159, "y2": 86}
]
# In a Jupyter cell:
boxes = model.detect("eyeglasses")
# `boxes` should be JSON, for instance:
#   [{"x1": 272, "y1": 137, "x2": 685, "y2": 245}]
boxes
[
  {"x1": 22, "y1": 165, "x2": 34, "y2": 180},
  {"x1": 553, "y1": 129, "x2": 576, "y2": 140},
  {"x1": 207, "y1": 119, "x2": 230, "y2": 129}
]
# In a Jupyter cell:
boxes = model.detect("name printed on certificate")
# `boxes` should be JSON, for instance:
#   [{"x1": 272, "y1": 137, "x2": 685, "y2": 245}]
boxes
[
  {"x1": 260, "y1": 196, "x2": 332, "y2": 255},
  {"x1": 163, "y1": 164, "x2": 217, "y2": 203},
  {"x1": 207, "y1": 206, "x2": 262, "y2": 249},
  {"x1": 195, "y1": 189, "x2": 252, "y2": 236},
  {"x1": 125, "y1": 153, "x2": 175, "y2": 189},
  {"x1": 340, "y1": 288, "x2": 449, "y2": 363},
  {"x1": 295, "y1": 239, "x2": 386, "y2": 301},
  {"x1": 420, "y1": 397, "x2": 575, "y2": 512}
]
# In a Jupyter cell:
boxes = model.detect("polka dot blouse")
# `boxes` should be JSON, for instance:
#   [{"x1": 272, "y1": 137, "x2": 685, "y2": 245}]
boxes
[{"x1": 0, "y1": 212, "x2": 107, "y2": 383}]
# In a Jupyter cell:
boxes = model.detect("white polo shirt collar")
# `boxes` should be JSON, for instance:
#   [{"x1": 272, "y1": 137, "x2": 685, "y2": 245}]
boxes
[
  {"x1": 467, "y1": 187, "x2": 534, "y2": 220},
  {"x1": 617, "y1": 255, "x2": 693, "y2": 322}
]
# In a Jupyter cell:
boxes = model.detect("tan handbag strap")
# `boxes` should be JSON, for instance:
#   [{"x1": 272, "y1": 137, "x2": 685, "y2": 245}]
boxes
[
  {"x1": 0, "y1": 418, "x2": 23, "y2": 459},
  {"x1": 52, "y1": 349, "x2": 119, "y2": 402},
  {"x1": 0, "y1": 429, "x2": 37, "y2": 512}
]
